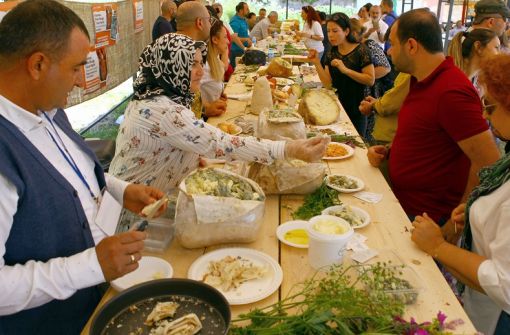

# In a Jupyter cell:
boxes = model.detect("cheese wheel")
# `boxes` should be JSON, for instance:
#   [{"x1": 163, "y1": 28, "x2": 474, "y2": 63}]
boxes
[
  {"x1": 250, "y1": 77, "x2": 273, "y2": 115},
  {"x1": 298, "y1": 89, "x2": 341, "y2": 125},
  {"x1": 266, "y1": 57, "x2": 293, "y2": 78}
]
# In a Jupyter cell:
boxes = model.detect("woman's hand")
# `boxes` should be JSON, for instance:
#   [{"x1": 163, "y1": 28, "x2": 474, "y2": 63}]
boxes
[
  {"x1": 411, "y1": 213, "x2": 446, "y2": 256},
  {"x1": 204, "y1": 99, "x2": 227, "y2": 117},
  {"x1": 451, "y1": 203, "x2": 466, "y2": 228},
  {"x1": 331, "y1": 59, "x2": 348, "y2": 73},
  {"x1": 307, "y1": 49, "x2": 320, "y2": 64},
  {"x1": 123, "y1": 184, "x2": 167, "y2": 217},
  {"x1": 285, "y1": 136, "x2": 330, "y2": 162}
]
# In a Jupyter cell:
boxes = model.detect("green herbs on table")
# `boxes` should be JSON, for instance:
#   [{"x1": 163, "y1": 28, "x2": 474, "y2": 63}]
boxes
[
  {"x1": 307, "y1": 131, "x2": 366, "y2": 148},
  {"x1": 292, "y1": 182, "x2": 341, "y2": 220},
  {"x1": 230, "y1": 263, "x2": 406, "y2": 335}
]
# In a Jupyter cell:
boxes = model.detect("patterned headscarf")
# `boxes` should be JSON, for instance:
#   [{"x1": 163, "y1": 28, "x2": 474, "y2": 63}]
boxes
[{"x1": 133, "y1": 33, "x2": 207, "y2": 108}]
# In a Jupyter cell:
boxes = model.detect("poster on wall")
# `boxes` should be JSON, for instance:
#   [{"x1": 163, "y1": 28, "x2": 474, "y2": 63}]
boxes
[
  {"x1": 133, "y1": 0, "x2": 144, "y2": 33},
  {"x1": 0, "y1": 1, "x2": 20, "y2": 23},
  {"x1": 92, "y1": 3, "x2": 119, "y2": 48},
  {"x1": 82, "y1": 47, "x2": 108, "y2": 94}
]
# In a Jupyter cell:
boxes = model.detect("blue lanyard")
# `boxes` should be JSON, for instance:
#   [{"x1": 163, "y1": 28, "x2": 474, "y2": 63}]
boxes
[{"x1": 43, "y1": 113, "x2": 98, "y2": 201}]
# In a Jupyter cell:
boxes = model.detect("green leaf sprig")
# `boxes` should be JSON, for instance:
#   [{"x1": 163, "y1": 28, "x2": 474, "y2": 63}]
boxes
[{"x1": 292, "y1": 182, "x2": 341, "y2": 220}]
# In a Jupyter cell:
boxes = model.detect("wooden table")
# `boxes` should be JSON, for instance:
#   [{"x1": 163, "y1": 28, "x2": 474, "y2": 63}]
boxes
[{"x1": 82, "y1": 68, "x2": 476, "y2": 334}]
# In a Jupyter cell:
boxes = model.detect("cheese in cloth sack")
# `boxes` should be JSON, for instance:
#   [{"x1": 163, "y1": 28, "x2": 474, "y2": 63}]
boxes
[
  {"x1": 298, "y1": 88, "x2": 342, "y2": 125},
  {"x1": 175, "y1": 168, "x2": 265, "y2": 248},
  {"x1": 249, "y1": 76, "x2": 273, "y2": 115},
  {"x1": 255, "y1": 107, "x2": 306, "y2": 140},
  {"x1": 248, "y1": 159, "x2": 327, "y2": 194}
]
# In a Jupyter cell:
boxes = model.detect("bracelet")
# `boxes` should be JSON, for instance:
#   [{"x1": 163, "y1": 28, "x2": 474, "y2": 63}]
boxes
[{"x1": 431, "y1": 241, "x2": 446, "y2": 259}]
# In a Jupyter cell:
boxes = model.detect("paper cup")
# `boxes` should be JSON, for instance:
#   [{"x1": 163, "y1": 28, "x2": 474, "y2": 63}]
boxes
[{"x1": 307, "y1": 215, "x2": 353, "y2": 269}]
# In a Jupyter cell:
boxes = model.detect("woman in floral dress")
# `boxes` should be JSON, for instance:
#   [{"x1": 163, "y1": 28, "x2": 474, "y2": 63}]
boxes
[{"x1": 110, "y1": 33, "x2": 328, "y2": 192}]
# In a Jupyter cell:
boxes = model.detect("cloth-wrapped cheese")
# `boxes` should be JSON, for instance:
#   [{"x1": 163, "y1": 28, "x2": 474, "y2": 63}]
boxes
[
  {"x1": 249, "y1": 76, "x2": 273, "y2": 115},
  {"x1": 266, "y1": 57, "x2": 293, "y2": 78},
  {"x1": 175, "y1": 168, "x2": 265, "y2": 248},
  {"x1": 298, "y1": 89, "x2": 342, "y2": 125},
  {"x1": 248, "y1": 159, "x2": 327, "y2": 195},
  {"x1": 255, "y1": 107, "x2": 306, "y2": 140}
]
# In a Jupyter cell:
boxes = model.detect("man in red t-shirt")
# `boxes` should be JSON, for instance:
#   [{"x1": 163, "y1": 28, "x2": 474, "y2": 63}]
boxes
[{"x1": 367, "y1": 8, "x2": 500, "y2": 242}]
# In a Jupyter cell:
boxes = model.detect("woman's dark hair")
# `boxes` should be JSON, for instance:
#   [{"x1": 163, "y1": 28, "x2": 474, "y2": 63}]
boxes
[
  {"x1": 327, "y1": 12, "x2": 358, "y2": 44},
  {"x1": 205, "y1": 5, "x2": 219, "y2": 20},
  {"x1": 302, "y1": 5, "x2": 321, "y2": 28},
  {"x1": 318, "y1": 11, "x2": 327, "y2": 22},
  {"x1": 363, "y1": 3, "x2": 373, "y2": 12},
  {"x1": 396, "y1": 8, "x2": 443, "y2": 53},
  {"x1": 448, "y1": 28, "x2": 498, "y2": 74}
]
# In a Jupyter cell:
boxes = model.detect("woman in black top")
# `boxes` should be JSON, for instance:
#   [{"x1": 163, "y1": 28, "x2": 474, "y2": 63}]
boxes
[{"x1": 309, "y1": 12, "x2": 374, "y2": 136}]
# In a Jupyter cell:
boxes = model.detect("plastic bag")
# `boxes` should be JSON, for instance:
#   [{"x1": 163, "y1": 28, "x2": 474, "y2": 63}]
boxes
[
  {"x1": 248, "y1": 159, "x2": 326, "y2": 195},
  {"x1": 175, "y1": 168, "x2": 265, "y2": 248},
  {"x1": 255, "y1": 107, "x2": 306, "y2": 140}
]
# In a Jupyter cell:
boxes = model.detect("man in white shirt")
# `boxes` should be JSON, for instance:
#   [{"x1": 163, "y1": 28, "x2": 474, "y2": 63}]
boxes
[
  {"x1": 363, "y1": 5, "x2": 389, "y2": 49},
  {"x1": 0, "y1": 1, "x2": 166, "y2": 333},
  {"x1": 250, "y1": 11, "x2": 278, "y2": 41}
]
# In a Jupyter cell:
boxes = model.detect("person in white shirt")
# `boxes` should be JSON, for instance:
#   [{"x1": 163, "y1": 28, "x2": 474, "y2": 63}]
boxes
[
  {"x1": 0, "y1": 1, "x2": 167, "y2": 332},
  {"x1": 448, "y1": 20, "x2": 466, "y2": 40},
  {"x1": 363, "y1": 5, "x2": 388, "y2": 49},
  {"x1": 411, "y1": 53, "x2": 510, "y2": 335},
  {"x1": 250, "y1": 11, "x2": 278, "y2": 41},
  {"x1": 297, "y1": 5, "x2": 324, "y2": 59}
]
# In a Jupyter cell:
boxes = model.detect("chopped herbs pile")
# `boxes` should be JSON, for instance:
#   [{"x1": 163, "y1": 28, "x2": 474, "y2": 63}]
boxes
[{"x1": 292, "y1": 182, "x2": 341, "y2": 220}]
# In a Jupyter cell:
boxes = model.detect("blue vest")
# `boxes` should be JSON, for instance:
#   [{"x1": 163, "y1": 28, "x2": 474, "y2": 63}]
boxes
[{"x1": 0, "y1": 109, "x2": 106, "y2": 334}]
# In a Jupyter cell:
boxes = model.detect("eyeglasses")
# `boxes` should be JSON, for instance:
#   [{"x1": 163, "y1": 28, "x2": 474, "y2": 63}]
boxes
[{"x1": 482, "y1": 97, "x2": 497, "y2": 115}]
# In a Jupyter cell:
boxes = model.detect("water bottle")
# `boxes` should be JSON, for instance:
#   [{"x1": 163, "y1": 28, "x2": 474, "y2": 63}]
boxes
[
  {"x1": 268, "y1": 48, "x2": 275, "y2": 62},
  {"x1": 251, "y1": 36, "x2": 257, "y2": 48}
]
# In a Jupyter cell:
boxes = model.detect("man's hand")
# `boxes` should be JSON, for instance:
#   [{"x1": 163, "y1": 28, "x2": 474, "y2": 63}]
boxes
[
  {"x1": 245, "y1": 38, "x2": 253, "y2": 47},
  {"x1": 96, "y1": 231, "x2": 146, "y2": 282},
  {"x1": 204, "y1": 99, "x2": 227, "y2": 117},
  {"x1": 123, "y1": 184, "x2": 166, "y2": 217},
  {"x1": 367, "y1": 145, "x2": 388, "y2": 167},
  {"x1": 411, "y1": 213, "x2": 446, "y2": 256},
  {"x1": 285, "y1": 136, "x2": 330, "y2": 162},
  {"x1": 359, "y1": 96, "x2": 376, "y2": 116}
]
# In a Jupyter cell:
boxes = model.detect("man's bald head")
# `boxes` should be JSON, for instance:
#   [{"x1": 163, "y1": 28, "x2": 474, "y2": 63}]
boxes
[
  {"x1": 176, "y1": 1, "x2": 211, "y2": 41},
  {"x1": 176, "y1": 1, "x2": 208, "y2": 29},
  {"x1": 161, "y1": 0, "x2": 177, "y2": 19}
]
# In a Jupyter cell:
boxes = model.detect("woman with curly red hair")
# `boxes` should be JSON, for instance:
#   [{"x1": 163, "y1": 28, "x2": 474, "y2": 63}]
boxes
[{"x1": 411, "y1": 54, "x2": 510, "y2": 335}]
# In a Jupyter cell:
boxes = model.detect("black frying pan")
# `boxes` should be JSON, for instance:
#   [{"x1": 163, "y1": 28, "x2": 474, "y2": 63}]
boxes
[{"x1": 90, "y1": 278, "x2": 230, "y2": 335}]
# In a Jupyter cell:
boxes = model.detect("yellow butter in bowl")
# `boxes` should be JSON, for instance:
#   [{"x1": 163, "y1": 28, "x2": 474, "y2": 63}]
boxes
[
  {"x1": 312, "y1": 219, "x2": 349, "y2": 235},
  {"x1": 284, "y1": 229, "x2": 309, "y2": 245}
]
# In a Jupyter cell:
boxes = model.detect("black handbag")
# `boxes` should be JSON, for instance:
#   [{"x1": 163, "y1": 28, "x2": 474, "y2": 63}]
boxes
[{"x1": 243, "y1": 49, "x2": 266, "y2": 65}]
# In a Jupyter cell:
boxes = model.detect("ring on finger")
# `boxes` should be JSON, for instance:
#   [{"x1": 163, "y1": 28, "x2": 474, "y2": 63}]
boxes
[{"x1": 130, "y1": 254, "x2": 136, "y2": 264}]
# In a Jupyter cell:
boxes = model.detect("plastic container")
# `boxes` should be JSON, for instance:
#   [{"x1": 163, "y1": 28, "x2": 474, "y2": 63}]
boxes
[
  {"x1": 354, "y1": 250, "x2": 424, "y2": 305},
  {"x1": 117, "y1": 201, "x2": 176, "y2": 253},
  {"x1": 307, "y1": 215, "x2": 353, "y2": 269}
]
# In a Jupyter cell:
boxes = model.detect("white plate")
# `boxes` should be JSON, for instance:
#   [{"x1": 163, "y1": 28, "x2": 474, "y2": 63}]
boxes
[
  {"x1": 322, "y1": 142, "x2": 354, "y2": 160},
  {"x1": 276, "y1": 220, "x2": 309, "y2": 248},
  {"x1": 326, "y1": 174, "x2": 365, "y2": 193},
  {"x1": 111, "y1": 256, "x2": 173, "y2": 292},
  {"x1": 188, "y1": 248, "x2": 283, "y2": 305},
  {"x1": 322, "y1": 205, "x2": 371, "y2": 229}
]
